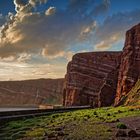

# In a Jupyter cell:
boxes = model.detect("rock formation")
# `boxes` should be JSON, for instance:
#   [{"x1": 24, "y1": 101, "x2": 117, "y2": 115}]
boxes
[
  {"x1": 63, "y1": 23, "x2": 140, "y2": 107},
  {"x1": 63, "y1": 52, "x2": 121, "y2": 107},
  {"x1": 115, "y1": 23, "x2": 140, "y2": 105},
  {"x1": 0, "y1": 78, "x2": 64, "y2": 106}
]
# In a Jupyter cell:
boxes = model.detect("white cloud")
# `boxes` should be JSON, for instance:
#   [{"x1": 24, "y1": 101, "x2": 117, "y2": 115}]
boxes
[
  {"x1": 0, "y1": 0, "x2": 110, "y2": 59},
  {"x1": 95, "y1": 33, "x2": 121, "y2": 51},
  {"x1": 0, "y1": 56, "x2": 15, "y2": 62},
  {"x1": 80, "y1": 21, "x2": 97, "y2": 40},
  {"x1": 0, "y1": 0, "x2": 112, "y2": 80},
  {"x1": 42, "y1": 48, "x2": 74, "y2": 61},
  {"x1": 29, "y1": 0, "x2": 47, "y2": 7},
  {"x1": 45, "y1": 7, "x2": 56, "y2": 16},
  {"x1": 17, "y1": 53, "x2": 31, "y2": 62},
  {"x1": 0, "y1": 60, "x2": 65, "y2": 81}
]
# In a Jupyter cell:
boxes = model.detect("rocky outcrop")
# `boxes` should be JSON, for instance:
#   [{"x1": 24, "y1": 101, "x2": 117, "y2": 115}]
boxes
[
  {"x1": 0, "y1": 78, "x2": 64, "y2": 106},
  {"x1": 115, "y1": 23, "x2": 140, "y2": 105},
  {"x1": 63, "y1": 52, "x2": 121, "y2": 107},
  {"x1": 63, "y1": 23, "x2": 140, "y2": 107}
]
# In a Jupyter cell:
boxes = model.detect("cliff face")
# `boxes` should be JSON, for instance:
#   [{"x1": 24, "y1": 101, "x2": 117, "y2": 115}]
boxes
[
  {"x1": 0, "y1": 78, "x2": 64, "y2": 106},
  {"x1": 115, "y1": 23, "x2": 140, "y2": 105},
  {"x1": 63, "y1": 23, "x2": 140, "y2": 107},
  {"x1": 63, "y1": 52, "x2": 121, "y2": 107}
]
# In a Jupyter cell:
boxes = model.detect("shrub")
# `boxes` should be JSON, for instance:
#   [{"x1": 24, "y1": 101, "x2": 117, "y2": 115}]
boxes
[
  {"x1": 93, "y1": 111, "x2": 97, "y2": 115},
  {"x1": 107, "y1": 113, "x2": 111, "y2": 116},
  {"x1": 117, "y1": 122, "x2": 127, "y2": 129}
]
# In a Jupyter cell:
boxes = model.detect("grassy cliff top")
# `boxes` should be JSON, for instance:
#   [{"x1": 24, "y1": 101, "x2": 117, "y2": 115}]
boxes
[{"x1": 121, "y1": 79, "x2": 140, "y2": 106}]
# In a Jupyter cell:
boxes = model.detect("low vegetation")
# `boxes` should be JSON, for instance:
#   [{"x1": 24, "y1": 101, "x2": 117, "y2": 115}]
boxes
[
  {"x1": 0, "y1": 106, "x2": 140, "y2": 140},
  {"x1": 116, "y1": 122, "x2": 127, "y2": 129},
  {"x1": 120, "y1": 79, "x2": 140, "y2": 106}
]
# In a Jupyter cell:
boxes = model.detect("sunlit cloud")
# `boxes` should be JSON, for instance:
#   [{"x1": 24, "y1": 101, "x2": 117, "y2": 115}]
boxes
[
  {"x1": 45, "y1": 7, "x2": 56, "y2": 16},
  {"x1": 94, "y1": 9, "x2": 140, "y2": 51},
  {"x1": 0, "y1": 0, "x2": 140, "y2": 81},
  {"x1": 0, "y1": 60, "x2": 66, "y2": 81},
  {"x1": 95, "y1": 34, "x2": 121, "y2": 51},
  {"x1": 0, "y1": 0, "x2": 110, "y2": 59}
]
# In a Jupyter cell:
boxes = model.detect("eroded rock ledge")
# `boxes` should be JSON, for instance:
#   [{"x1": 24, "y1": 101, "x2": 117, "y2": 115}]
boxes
[{"x1": 63, "y1": 23, "x2": 140, "y2": 107}]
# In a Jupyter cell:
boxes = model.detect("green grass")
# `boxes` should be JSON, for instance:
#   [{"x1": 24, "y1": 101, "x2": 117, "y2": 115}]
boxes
[
  {"x1": 120, "y1": 79, "x2": 140, "y2": 106},
  {"x1": 0, "y1": 106, "x2": 140, "y2": 140},
  {"x1": 116, "y1": 122, "x2": 127, "y2": 129}
]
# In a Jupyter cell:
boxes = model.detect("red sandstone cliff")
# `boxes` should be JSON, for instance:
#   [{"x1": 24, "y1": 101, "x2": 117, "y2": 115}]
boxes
[
  {"x1": 63, "y1": 52, "x2": 121, "y2": 107},
  {"x1": 0, "y1": 78, "x2": 64, "y2": 106},
  {"x1": 115, "y1": 23, "x2": 140, "y2": 105},
  {"x1": 63, "y1": 23, "x2": 140, "y2": 107}
]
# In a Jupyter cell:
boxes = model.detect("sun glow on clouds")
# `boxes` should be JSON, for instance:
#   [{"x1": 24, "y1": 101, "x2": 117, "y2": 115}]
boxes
[
  {"x1": 0, "y1": 61, "x2": 66, "y2": 81},
  {"x1": 0, "y1": 0, "x2": 140, "y2": 80},
  {"x1": 45, "y1": 7, "x2": 56, "y2": 16},
  {"x1": 95, "y1": 34, "x2": 121, "y2": 51}
]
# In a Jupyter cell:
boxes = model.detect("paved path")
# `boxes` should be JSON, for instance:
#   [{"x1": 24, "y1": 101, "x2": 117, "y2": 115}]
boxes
[{"x1": 0, "y1": 107, "x2": 38, "y2": 112}]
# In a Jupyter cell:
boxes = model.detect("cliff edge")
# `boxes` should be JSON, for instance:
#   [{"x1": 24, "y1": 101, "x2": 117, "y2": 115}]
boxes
[
  {"x1": 115, "y1": 23, "x2": 140, "y2": 105},
  {"x1": 63, "y1": 23, "x2": 140, "y2": 107}
]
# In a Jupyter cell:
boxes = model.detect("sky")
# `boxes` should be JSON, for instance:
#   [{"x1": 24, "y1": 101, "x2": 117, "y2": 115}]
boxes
[{"x1": 0, "y1": 0, "x2": 140, "y2": 81}]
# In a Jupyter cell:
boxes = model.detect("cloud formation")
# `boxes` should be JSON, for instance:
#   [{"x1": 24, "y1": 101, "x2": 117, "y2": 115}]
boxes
[
  {"x1": 1, "y1": 0, "x2": 140, "y2": 80},
  {"x1": 94, "y1": 9, "x2": 140, "y2": 50},
  {"x1": 45, "y1": 7, "x2": 56, "y2": 16},
  {"x1": 0, "y1": 61, "x2": 65, "y2": 81},
  {"x1": 0, "y1": 0, "x2": 110, "y2": 60}
]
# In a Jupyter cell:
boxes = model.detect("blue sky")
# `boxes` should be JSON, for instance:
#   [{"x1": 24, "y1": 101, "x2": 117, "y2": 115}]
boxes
[{"x1": 0, "y1": 0, "x2": 140, "y2": 80}]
